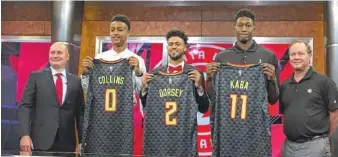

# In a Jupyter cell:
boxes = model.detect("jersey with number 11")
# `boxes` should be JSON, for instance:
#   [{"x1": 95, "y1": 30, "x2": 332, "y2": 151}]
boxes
[
  {"x1": 144, "y1": 70, "x2": 198, "y2": 157},
  {"x1": 212, "y1": 63, "x2": 270, "y2": 157},
  {"x1": 82, "y1": 58, "x2": 134, "y2": 156}
]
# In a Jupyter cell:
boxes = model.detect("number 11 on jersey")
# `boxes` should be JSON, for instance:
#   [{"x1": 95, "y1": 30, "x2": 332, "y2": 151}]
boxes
[{"x1": 230, "y1": 94, "x2": 248, "y2": 119}]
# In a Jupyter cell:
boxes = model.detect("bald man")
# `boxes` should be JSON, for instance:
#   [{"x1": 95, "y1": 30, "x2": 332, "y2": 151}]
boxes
[{"x1": 18, "y1": 42, "x2": 85, "y2": 156}]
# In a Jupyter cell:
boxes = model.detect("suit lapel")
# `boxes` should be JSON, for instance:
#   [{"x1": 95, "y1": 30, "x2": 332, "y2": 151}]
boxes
[
  {"x1": 183, "y1": 63, "x2": 188, "y2": 70},
  {"x1": 161, "y1": 65, "x2": 167, "y2": 72},
  {"x1": 44, "y1": 67, "x2": 59, "y2": 106},
  {"x1": 63, "y1": 72, "x2": 71, "y2": 105}
]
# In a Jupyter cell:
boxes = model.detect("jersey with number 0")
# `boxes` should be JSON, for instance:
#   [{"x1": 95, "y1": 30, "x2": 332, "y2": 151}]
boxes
[
  {"x1": 144, "y1": 70, "x2": 198, "y2": 157},
  {"x1": 82, "y1": 59, "x2": 134, "y2": 156},
  {"x1": 212, "y1": 63, "x2": 270, "y2": 157}
]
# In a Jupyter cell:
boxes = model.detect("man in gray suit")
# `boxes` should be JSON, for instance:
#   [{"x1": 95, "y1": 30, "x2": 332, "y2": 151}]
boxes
[{"x1": 18, "y1": 42, "x2": 84, "y2": 156}]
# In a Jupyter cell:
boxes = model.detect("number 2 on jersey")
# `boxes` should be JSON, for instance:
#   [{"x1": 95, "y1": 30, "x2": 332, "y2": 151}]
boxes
[
  {"x1": 105, "y1": 89, "x2": 117, "y2": 112},
  {"x1": 230, "y1": 94, "x2": 248, "y2": 119},
  {"x1": 165, "y1": 101, "x2": 177, "y2": 126}
]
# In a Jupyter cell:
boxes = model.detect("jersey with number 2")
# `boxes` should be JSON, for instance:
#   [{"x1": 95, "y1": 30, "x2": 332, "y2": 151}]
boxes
[{"x1": 144, "y1": 70, "x2": 198, "y2": 157}]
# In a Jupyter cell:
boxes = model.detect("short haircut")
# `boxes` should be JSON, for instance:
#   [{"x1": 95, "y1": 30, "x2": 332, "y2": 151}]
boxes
[
  {"x1": 50, "y1": 42, "x2": 69, "y2": 53},
  {"x1": 166, "y1": 30, "x2": 188, "y2": 45},
  {"x1": 111, "y1": 14, "x2": 131, "y2": 31},
  {"x1": 234, "y1": 8, "x2": 256, "y2": 23},
  {"x1": 289, "y1": 40, "x2": 313, "y2": 54}
]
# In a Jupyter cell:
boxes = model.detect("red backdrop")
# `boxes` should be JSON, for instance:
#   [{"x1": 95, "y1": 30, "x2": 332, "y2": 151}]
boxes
[{"x1": 15, "y1": 43, "x2": 51, "y2": 102}]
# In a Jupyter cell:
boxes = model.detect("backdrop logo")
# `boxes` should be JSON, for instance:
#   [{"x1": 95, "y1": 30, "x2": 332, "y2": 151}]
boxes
[{"x1": 185, "y1": 44, "x2": 229, "y2": 72}]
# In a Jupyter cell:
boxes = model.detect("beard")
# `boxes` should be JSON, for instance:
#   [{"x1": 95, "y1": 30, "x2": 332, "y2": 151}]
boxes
[{"x1": 169, "y1": 52, "x2": 184, "y2": 61}]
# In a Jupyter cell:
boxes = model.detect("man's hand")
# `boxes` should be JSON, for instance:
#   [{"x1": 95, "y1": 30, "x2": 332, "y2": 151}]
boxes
[
  {"x1": 82, "y1": 56, "x2": 94, "y2": 74},
  {"x1": 20, "y1": 135, "x2": 33, "y2": 152},
  {"x1": 141, "y1": 73, "x2": 154, "y2": 90},
  {"x1": 262, "y1": 63, "x2": 276, "y2": 81},
  {"x1": 188, "y1": 70, "x2": 204, "y2": 92},
  {"x1": 75, "y1": 144, "x2": 81, "y2": 154},
  {"x1": 206, "y1": 62, "x2": 220, "y2": 81},
  {"x1": 129, "y1": 57, "x2": 142, "y2": 76}
]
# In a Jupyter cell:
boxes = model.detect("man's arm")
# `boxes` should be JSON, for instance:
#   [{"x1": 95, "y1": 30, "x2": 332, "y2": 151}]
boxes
[
  {"x1": 278, "y1": 84, "x2": 285, "y2": 114},
  {"x1": 134, "y1": 57, "x2": 146, "y2": 92},
  {"x1": 81, "y1": 75, "x2": 89, "y2": 93},
  {"x1": 330, "y1": 110, "x2": 338, "y2": 137},
  {"x1": 80, "y1": 55, "x2": 96, "y2": 93},
  {"x1": 76, "y1": 80, "x2": 85, "y2": 143},
  {"x1": 206, "y1": 54, "x2": 220, "y2": 105},
  {"x1": 139, "y1": 88, "x2": 148, "y2": 108},
  {"x1": 195, "y1": 70, "x2": 209, "y2": 113},
  {"x1": 206, "y1": 80, "x2": 214, "y2": 104},
  {"x1": 18, "y1": 73, "x2": 36, "y2": 138},
  {"x1": 139, "y1": 72, "x2": 154, "y2": 108},
  {"x1": 139, "y1": 66, "x2": 159, "y2": 108},
  {"x1": 267, "y1": 55, "x2": 280, "y2": 104},
  {"x1": 323, "y1": 78, "x2": 338, "y2": 136},
  {"x1": 134, "y1": 57, "x2": 146, "y2": 109}
]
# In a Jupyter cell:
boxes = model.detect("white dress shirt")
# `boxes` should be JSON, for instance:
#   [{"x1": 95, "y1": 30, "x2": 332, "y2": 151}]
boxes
[
  {"x1": 81, "y1": 48, "x2": 146, "y2": 108},
  {"x1": 50, "y1": 67, "x2": 67, "y2": 104}
]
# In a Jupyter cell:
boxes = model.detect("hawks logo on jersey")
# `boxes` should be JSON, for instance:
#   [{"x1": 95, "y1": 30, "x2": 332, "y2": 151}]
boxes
[
  {"x1": 212, "y1": 63, "x2": 270, "y2": 157},
  {"x1": 82, "y1": 58, "x2": 134, "y2": 156},
  {"x1": 143, "y1": 70, "x2": 198, "y2": 157}
]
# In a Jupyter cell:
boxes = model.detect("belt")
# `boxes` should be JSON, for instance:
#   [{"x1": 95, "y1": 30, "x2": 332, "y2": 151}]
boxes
[{"x1": 288, "y1": 134, "x2": 328, "y2": 143}]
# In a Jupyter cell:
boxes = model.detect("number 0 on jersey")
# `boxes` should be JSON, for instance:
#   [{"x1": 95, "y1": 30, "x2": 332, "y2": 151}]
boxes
[{"x1": 105, "y1": 88, "x2": 117, "y2": 112}]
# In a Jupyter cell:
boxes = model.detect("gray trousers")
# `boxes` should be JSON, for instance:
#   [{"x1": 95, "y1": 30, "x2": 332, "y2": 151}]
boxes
[{"x1": 282, "y1": 136, "x2": 331, "y2": 157}]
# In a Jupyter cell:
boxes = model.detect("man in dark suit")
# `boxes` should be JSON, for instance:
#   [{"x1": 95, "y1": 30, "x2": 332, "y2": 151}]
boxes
[
  {"x1": 140, "y1": 29, "x2": 209, "y2": 114},
  {"x1": 18, "y1": 42, "x2": 84, "y2": 156}
]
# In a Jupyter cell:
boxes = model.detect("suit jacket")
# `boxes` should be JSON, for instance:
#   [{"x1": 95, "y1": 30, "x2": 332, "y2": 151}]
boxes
[
  {"x1": 140, "y1": 64, "x2": 209, "y2": 113},
  {"x1": 18, "y1": 66, "x2": 84, "y2": 151}
]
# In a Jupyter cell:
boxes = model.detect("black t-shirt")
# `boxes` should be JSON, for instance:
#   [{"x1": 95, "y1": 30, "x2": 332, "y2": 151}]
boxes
[
  {"x1": 280, "y1": 67, "x2": 338, "y2": 140},
  {"x1": 208, "y1": 40, "x2": 279, "y2": 105}
]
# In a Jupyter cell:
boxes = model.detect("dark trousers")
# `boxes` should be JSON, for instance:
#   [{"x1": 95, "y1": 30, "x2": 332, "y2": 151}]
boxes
[{"x1": 33, "y1": 129, "x2": 76, "y2": 157}]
